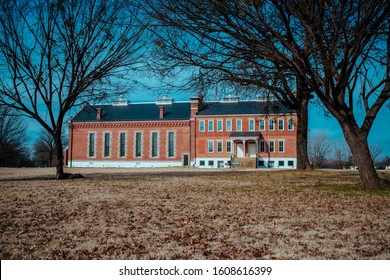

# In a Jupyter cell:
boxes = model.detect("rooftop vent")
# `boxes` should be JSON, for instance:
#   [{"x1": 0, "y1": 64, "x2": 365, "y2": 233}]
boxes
[
  {"x1": 222, "y1": 94, "x2": 239, "y2": 103},
  {"x1": 156, "y1": 94, "x2": 173, "y2": 105},
  {"x1": 112, "y1": 95, "x2": 129, "y2": 106}
]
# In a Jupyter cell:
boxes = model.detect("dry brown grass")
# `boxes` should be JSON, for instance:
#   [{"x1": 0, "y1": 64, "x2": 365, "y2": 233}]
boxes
[{"x1": 0, "y1": 167, "x2": 389, "y2": 260}]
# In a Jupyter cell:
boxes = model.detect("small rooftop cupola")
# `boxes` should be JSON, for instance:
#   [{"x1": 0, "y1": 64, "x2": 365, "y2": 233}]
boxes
[
  {"x1": 156, "y1": 94, "x2": 173, "y2": 105},
  {"x1": 256, "y1": 94, "x2": 276, "y2": 102},
  {"x1": 222, "y1": 93, "x2": 239, "y2": 103},
  {"x1": 112, "y1": 95, "x2": 129, "y2": 106}
]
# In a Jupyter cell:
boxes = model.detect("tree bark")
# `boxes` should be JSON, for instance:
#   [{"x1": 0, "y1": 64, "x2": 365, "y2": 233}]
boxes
[
  {"x1": 296, "y1": 97, "x2": 313, "y2": 170},
  {"x1": 340, "y1": 121, "x2": 386, "y2": 189},
  {"x1": 53, "y1": 130, "x2": 65, "y2": 180}
]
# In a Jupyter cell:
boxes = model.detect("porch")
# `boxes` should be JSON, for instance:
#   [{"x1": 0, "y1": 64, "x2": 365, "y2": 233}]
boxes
[{"x1": 229, "y1": 132, "x2": 260, "y2": 168}]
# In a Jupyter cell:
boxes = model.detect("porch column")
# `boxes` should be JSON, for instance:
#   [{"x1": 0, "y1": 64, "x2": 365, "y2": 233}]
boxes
[{"x1": 243, "y1": 139, "x2": 246, "y2": 158}]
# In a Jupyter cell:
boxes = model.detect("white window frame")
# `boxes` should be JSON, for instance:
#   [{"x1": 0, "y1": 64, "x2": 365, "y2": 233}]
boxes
[
  {"x1": 217, "y1": 140, "x2": 223, "y2": 153},
  {"x1": 167, "y1": 131, "x2": 176, "y2": 158},
  {"x1": 269, "y1": 140, "x2": 275, "y2": 153},
  {"x1": 236, "y1": 119, "x2": 242, "y2": 131},
  {"x1": 269, "y1": 119, "x2": 275, "y2": 131},
  {"x1": 208, "y1": 120, "x2": 214, "y2": 132},
  {"x1": 260, "y1": 140, "x2": 266, "y2": 153},
  {"x1": 217, "y1": 119, "x2": 223, "y2": 132},
  {"x1": 207, "y1": 140, "x2": 214, "y2": 153},
  {"x1": 259, "y1": 119, "x2": 265, "y2": 131},
  {"x1": 278, "y1": 118, "x2": 284, "y2": 131},
  {"x1": 249, "y1": 119, "x2": 255, "y2": 131},
  {"x1": 278, "y1": 140, "x2": 285, "y2": 153},
  {"x1": 288, "y1": 118, "x2": 294, "y2": 131},
  {"x1": 134, "y1": 131, "x2": 143, "y2": 158},
  {"x1": 226, "y1": 119, "x2": 232, "y2": 131},
  {"x1": 118, "y1": 131, "x2": 127, "y2": 158},
  {"x1": 87, "y1": 132, "x2": 97, "y2": 158},
  {"x1": 102, "y1": 131, "x2": 112, "y2": 158},
  {"x1": 226, "y1": 141, "x2": 232, "y2": 153},
  {"x1": 199, "y1": 120, "x2": 205, "y2": 132},
  {"x1": 150, "y1": 131, "x2": 160, "y2": 158}
]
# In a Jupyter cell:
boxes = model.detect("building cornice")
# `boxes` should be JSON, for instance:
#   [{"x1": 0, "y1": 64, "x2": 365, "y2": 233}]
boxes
[{"x1": 72, "y1": 120, "x2": 190, "y2": 129}]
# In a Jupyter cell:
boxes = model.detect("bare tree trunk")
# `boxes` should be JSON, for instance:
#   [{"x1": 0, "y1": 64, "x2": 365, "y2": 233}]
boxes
[
  {"x1": 53, "y1": 130, "x2": 65, "y2": 180},
  {"x1": 340, "y1": 121, "x2": 386, "y2": 189},
  {"x1": 296, "y1": 97, "x2": 313, "y2": 170}
]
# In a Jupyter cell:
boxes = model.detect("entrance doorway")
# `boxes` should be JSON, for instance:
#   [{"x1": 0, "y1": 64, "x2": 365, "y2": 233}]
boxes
[{"x1": 236, "y1": 143, "x2": 244, "y2": 158}]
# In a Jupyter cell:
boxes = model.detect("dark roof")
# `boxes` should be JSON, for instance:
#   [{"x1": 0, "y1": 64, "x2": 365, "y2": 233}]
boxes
[
  {"x1": 230, "y1": 132, "x2": 260, "y2": 138},
  {"x1": 72, "y1": 103, "x2": 191, "y2": 122},
  {"x1": 197, "y1": 101, "x2": 294, "y2": 116},
  {"x1": 71, "y1": 100, "x2": 295, "y2": 123}
]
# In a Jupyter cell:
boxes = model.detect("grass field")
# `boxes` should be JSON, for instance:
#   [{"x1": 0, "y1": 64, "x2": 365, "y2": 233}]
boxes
[{"x1": 0, "y1": 167, "x2": 389, "y2": 260}]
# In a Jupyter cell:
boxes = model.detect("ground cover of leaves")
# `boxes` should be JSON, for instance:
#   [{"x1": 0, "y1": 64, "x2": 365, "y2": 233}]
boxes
[{"x1": 0, "y1": 167, "x2": 389, "y2": 260}]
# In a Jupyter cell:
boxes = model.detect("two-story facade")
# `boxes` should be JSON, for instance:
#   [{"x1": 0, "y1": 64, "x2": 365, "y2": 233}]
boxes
[{"x1": 66, "y1": 94, "x2": 297, "y2": 168}]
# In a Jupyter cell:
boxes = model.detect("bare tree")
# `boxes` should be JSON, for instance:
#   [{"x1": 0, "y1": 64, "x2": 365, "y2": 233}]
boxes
[
  {"x1": 0, "y1": 0, "x2": 147, "y2": 179},
  {"x1": 333, "y1": 142, "x2": 350, "y2": 169},
  {"x1": 0, "y1": 105, "x2": 28, "y2": 166},
  {"x1": 147, "y1": 0, "x2": 390, "y2": 188},
  {"x1": 309, "y1": 133, "x2": 331, "y2": 169},
  {"x1": 369, "y1": 146, "x2": 383, "y2": 165},
  {"x1": 145, "y1": 0, "x2": 314, "y2": 170},
  {"x1": 33, "y1": 130, "x2": 56, "y2": 167}
]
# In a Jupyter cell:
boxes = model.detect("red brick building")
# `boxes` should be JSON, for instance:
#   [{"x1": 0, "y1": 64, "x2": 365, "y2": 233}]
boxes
[{"x1": 67, "y1": 95, "x2": 297, "y2": 168}]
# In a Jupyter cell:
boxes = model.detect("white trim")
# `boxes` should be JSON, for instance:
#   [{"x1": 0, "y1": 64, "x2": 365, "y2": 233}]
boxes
[
  {"x1": 226, "y1": 119, "x2": 232, "y2": 131},
  {"x1": 236, "y1": 119, "x2": 242, "y2": 131},
  {"x1": 259, "y1": 119, "x2": 265, "y2": 131},
  {"x1": 70, "y1": 160, "x2": 182, "y2": 168},
  {"x1": 278, "y1": 118, "x2": 284, "y2": 131},
  {"x1": 199, "y1": 120, "x2": 205, "y2": 132},
  {"x1": 288, "y1": 118, "x2": 295, "y2": 131},
  {"x1": 249, "y1": 118, "x2": 255, "y2": 131},
  {"x1": 87, "y1": 131, "x2": 97, "y2": 158}
]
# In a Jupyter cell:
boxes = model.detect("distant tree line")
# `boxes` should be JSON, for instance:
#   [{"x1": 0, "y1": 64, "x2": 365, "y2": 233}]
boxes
[{"x1": 309, "y1": 132, "x2": 388, "y2": 170}]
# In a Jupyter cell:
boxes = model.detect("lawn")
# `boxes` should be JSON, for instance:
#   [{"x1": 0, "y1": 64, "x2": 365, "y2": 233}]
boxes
[{"x1": 0, "y1": 167, "x2": 389, "y2": 260}]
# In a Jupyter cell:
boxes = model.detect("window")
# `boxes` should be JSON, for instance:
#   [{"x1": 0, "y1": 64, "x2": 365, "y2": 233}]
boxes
[
  {"x1": 258, "y1": 160, "x2": 265, "y2": 167},
  {"x1": 269, "y1": 119, "x2": 275, "y2": 131},
  {"x1": 208, "y1": 160, "x2": 214, "y2": 166},
  {"x1": 278, "y1": 140, "x2": 284, "y2": 153},
  {"x1": 288, "y1": 160, "x2": 294, "y2": 167},
  {"x1": 268, "y1": 160, "x2": 275, "y2": 168},
  {"x1": 236, "y1": 119, "x2": 242, "y2": 131},
  {"x1": 279, "y1": 160, "x2": 285, "y2": 167},
  {"x1": 217, "y1": 141, "x2": 223, "y2": 153},
  {"x1": 199, "y1": 120, "x2": 205, "y2": 132},
  {"x1": 226, "y1": 141, "x2": 231, "y2": 153},
  {"x1": 278, "y1": 118, "x2": 284, "y2": 130},
  {"x1": 226, "y1": 120, "x2": 232, "y2": 131},
  {"x1": 208, "y1": 120, "x2": 214, "y2": 132},
  {"x1": 217, "y1": 120, "x2": 223, "y2": 131},
  {"x1": 151, "y1": 132, "x2": 159, "y2": 158},
  {"x1": 208, "y1": 141, "x2": 214, "y2": 153},
  {"x1": 269, "y1": 141, "x2": 275, "y2": 153},
  {"x1": 103, "y1": 132, "x2": 111, "y2": 157},
  {"x1": 288, "y1": 118, "x2": 294, "y2": 131},
  {"x1": 259, "y1": 119, "x2": 265, "y2": 131},
  {"x1": 119, "y1": 132, "x2": 126, "y2": 157},
  {"x1": 135, "y1": 132, "x2": 142, "y2": 157},
  {"x1": 249, "y1": 119, "x2": 255, "y2": 131},
  {"x1": 260, "y1": 140, "x2": 266, "y2": 153},
  {"x1": 88, "y1": 133, "x2": 96, "y2": 157},
  {"x1": 168, "y1": 132, "x2": 175, "y2": 157},
  {"x1": 200, "y1": 160, "x2": 205, "y2": 166}
]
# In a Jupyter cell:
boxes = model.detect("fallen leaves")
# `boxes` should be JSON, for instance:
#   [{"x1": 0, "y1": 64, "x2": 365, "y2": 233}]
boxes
[{"x1": 0, "y1": 168, "x2": 389, "y2": 259}]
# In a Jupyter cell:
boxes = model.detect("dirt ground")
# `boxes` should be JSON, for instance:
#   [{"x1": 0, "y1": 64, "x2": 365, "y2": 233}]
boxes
[{"x1": 0, "y1": 167, "x2": 389, "y2": 260}]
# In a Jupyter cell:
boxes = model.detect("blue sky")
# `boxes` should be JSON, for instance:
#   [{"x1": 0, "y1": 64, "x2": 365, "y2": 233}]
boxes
[{"x1": 25, "y1": 90, "x2": 390, "y2": 159}]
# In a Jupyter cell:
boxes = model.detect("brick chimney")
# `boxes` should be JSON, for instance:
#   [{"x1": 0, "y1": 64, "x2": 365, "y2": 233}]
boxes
[
  {"x1": 96, "y1": 108, "x2": 102, "y2": 120},
  {"x1": 159, "y1": 106, "x2": 165, "y2": 119},
  {"x1": 190, "y1": 93, "x2": 204, "y2": 119}
]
